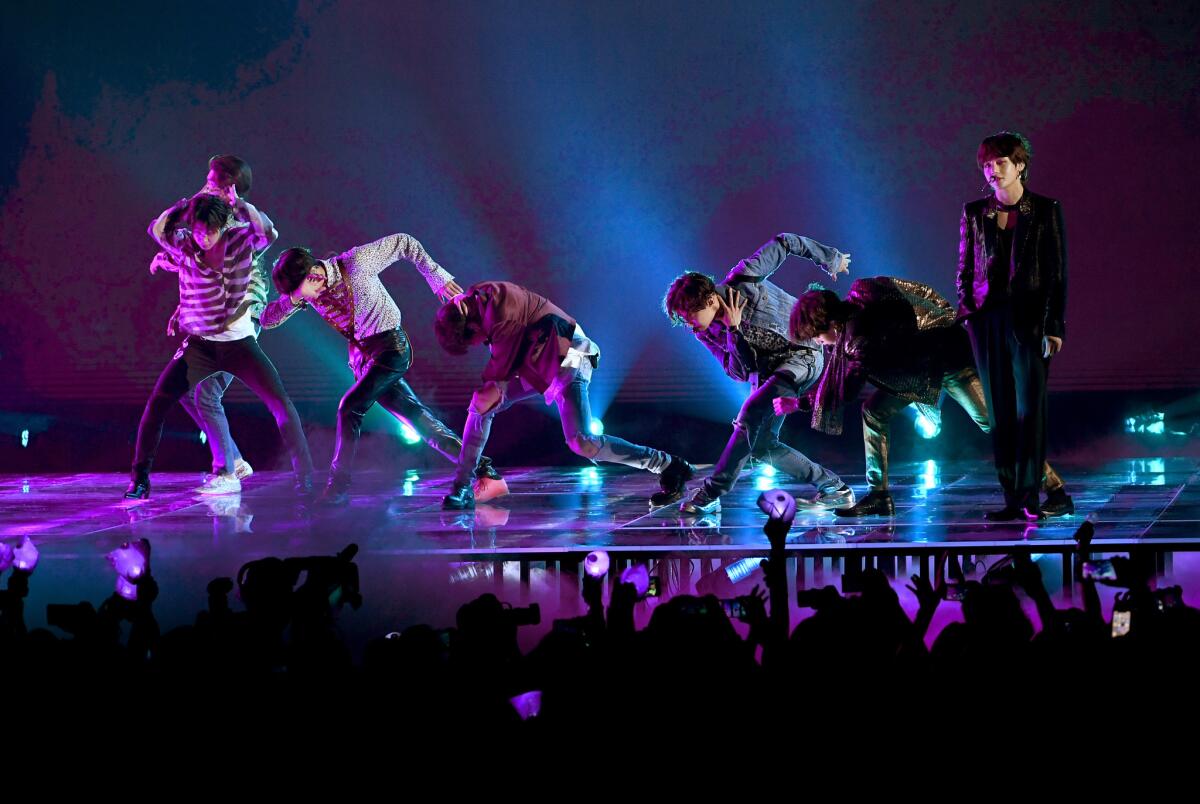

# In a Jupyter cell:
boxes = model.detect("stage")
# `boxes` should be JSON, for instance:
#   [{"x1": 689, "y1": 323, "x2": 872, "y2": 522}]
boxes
[
  {"x1": 2, "y1": 456, "x2": 1197, "y2": 653},
  {"x1": 5, "y1": 457, "x2": 1197, "y2": 557}
]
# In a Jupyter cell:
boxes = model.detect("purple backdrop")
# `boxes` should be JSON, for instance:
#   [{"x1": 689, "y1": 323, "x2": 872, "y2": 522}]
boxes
[{"x1": 2, "y1": 0, "x2": 1197, "y2": 428}]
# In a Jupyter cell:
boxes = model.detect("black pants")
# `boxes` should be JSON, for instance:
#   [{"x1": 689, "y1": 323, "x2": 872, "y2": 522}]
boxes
[
  {"x1": 132, "y1": 336, "x2": 313, "y2": 482},
  {"x1": 329, "y1": 329, "x2": 414, "y2": 487},
  {"x1": 965, "y1": 305, "x2": 1049, "y2": 510},
  {"x1": 374, "y1": 377, "x2": 465, "y2": 463},
  {"x1": 860, "y1": 367, "x2": 1063, "y2": 493}
]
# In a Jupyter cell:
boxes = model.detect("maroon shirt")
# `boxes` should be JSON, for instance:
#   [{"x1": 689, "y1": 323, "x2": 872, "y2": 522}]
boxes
[{"x1": 471, "y1": 281, "x2": 577, "y2": 393}]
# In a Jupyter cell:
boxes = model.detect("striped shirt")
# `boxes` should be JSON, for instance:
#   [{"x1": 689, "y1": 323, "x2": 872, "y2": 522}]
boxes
[{"x1": 148, "y1": 198, "x2": 276, "y2": 337}]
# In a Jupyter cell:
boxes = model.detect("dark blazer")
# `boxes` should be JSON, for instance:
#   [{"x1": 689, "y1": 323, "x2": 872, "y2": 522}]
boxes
[{"x1": 956, "y1": 189, "x2": 1067, "y2": 342}]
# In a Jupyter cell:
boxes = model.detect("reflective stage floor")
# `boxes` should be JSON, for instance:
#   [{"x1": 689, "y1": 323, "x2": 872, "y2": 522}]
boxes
[{"x1": 3, "y1": 457, "x2": 1198, "y2": 652}]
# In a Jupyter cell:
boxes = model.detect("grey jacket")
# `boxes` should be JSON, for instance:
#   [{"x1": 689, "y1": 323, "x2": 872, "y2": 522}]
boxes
[{"x1": 696, "y1": 233, "x2": 846, "y2": 388}]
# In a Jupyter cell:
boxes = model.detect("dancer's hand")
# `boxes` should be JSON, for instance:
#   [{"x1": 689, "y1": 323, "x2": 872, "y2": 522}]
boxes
[
  {"x1": 200, "y1": 182, "x2": 238, "y2": 204},
  {"x1": 721, "y1": 288, "x2": 748, "y2": 328},
  {"x1": 830, "y1": 252, "x2": 851, "y2": 281},
  {"x1": 451, "y1": 292, "x2": 470, "y2": 316},
  {"x1": 1042, "y1": 335, "x2": 1063, "y2": 358},
  {"x1": 773, "y1": 397, "x2": 801, "y2": 416},
  {"x1": 438, "y1": 279, "x2": 464, "y2": 302}
]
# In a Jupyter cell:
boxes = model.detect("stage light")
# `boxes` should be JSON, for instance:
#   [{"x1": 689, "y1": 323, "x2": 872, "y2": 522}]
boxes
[
  {"x1": 922, "y1": 459, "x2": 939, "y2": 490},
  {"x1": 20, "y1": 429, "x2": 28, "y2": 448},
  {"x1": 723, "y1": 557, "x2": 764, "y2": 584},
  {"x1": 1127, "y1": 412, "x2": 1167, "y2": 434},
  {"x1": 448, "y1": 562, "x2": 493, "y2": 584},
  {"x1": 584, "y1": 550, "x2": 610, "y2": 578},
  {"x1": 1127, "y1": 458, "x2": 1166, "y2": 486},
  {"x1": 198, "y1": 430, "x2": 207, "y2": 445},
  {"x1": 399, "y1": 421, "x2": 421, "y2": 444},
  {"x1": 588, "y1": 418, "x2": 604, "y2": 436},
  {"x1": 915, "y1": 412, "x2": 940, "y2": 439},
  {"x1": 753, "y1": 462, "x2": 777, "y2": 490}
]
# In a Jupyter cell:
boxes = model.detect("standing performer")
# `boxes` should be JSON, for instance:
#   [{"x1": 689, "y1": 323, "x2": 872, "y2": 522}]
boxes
[
  {"x1": 783, "y1": 278, "x2": 1072, "y2": 517},
  {"x1": 126, "y1": 194, "x2": 313, "y2": 500},
  {"x1": 956, "y1": 131, "x2": 1068, "y2": 520},
  {"x1": 149, "y1": 155, "x2": 260, "y2": 494}
]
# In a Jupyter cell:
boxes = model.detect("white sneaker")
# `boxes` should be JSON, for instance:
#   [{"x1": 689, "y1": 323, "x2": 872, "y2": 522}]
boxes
[
  {"x1": 796, "y1": 484, "x2": 856, "y2": 509},
  {"x1": 196, "y1": 473, "x2": 242, "y2": 495},
  {"x1": 233, "y1": 459, "x2": 254, "y2": 480}
]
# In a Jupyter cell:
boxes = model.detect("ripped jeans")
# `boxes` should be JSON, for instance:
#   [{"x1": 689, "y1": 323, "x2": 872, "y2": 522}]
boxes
[
  {"x1": 452, "y1": 376, "x2": 670, "y2": 487},
  {"x1": 702, "y1": 371, "x2": 841, "y2": 498}
]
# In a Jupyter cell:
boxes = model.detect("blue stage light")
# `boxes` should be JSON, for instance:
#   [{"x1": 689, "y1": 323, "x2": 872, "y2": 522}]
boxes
[{"x1": 915, "y1": 412, "x2": 940, "y2": 439}]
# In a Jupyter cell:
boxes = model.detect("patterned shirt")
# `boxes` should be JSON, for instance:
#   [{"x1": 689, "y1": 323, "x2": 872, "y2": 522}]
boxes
[{"x1": 260, "y1": 233, "x2": 454, "y2": 343}]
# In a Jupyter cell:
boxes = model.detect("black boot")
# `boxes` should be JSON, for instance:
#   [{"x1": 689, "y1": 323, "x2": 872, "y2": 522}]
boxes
[
  {"x1": 835, "y1": 489, "x2": 894, "y2": 517},
  {"x1": 442, "y1": 483, "x2": 475, "y2": 510},
  {"x1": 294, "y1": 475, "x2": 314, "y2": 499},
  {"x1": 1041, "y1": 487, "x2": 1075, "y2": 517},
  {"x1": 474, "y1": 456, "x2": 502, "y2": 480},
  {"x1": 987, "y1": 494, "x2": 1043, "y2": 521},
  {"x1": 123, "y1": 475, "x2": 151, "y2": 500},
  {"x1": 292, "y1": 475, "x2": 315, "y2": 515},
  {"x1": 649, "y1": 456, "x2": 695, "y2": 509},
  {"x1": 316, "y1": 478, "x2": 351, "y2": 508},
  {"x1": 984, "y1": 506, "x2": 1025, "y2": 522}
]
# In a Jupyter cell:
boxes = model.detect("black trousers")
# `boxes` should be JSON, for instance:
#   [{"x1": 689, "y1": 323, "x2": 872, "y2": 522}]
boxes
[
  {"x1": 965, "y1": 305, "x2": 1049, "y2": 509},
  {"x1": 329, "y1": 329, "x2": 414, "y2": 486},
  {"x1": 132, "y1": 336, "x2": 313, "y2": 482}
]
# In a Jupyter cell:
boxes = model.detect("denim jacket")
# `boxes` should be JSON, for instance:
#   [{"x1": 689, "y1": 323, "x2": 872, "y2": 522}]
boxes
[{"x1": 696, "y1": 233, "x2": 845, "y2": 388}]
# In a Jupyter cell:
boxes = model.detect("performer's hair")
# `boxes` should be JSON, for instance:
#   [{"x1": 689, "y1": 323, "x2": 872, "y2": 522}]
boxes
[
  {"x1": 188, "y1": 194, "x2": 234, "y2": 231},
  {"x1": 207, "y1": 154, "x2": 253, "y2": 195},
  {"x1": 662, "y1": 272, "x2": 718, "y2": 326},
  {"x1": 977, "y1": 131, "x2": 1032, "y2": 182},
  {"x1": 272, "y1": 247, "x2": 318, "y2": 294},
  {"x1": 790, "y1": 288, "x2": 854, "y2": 341},
  {"x1": 434, "y1": 298, "x2": 481, "y2": 356}
]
